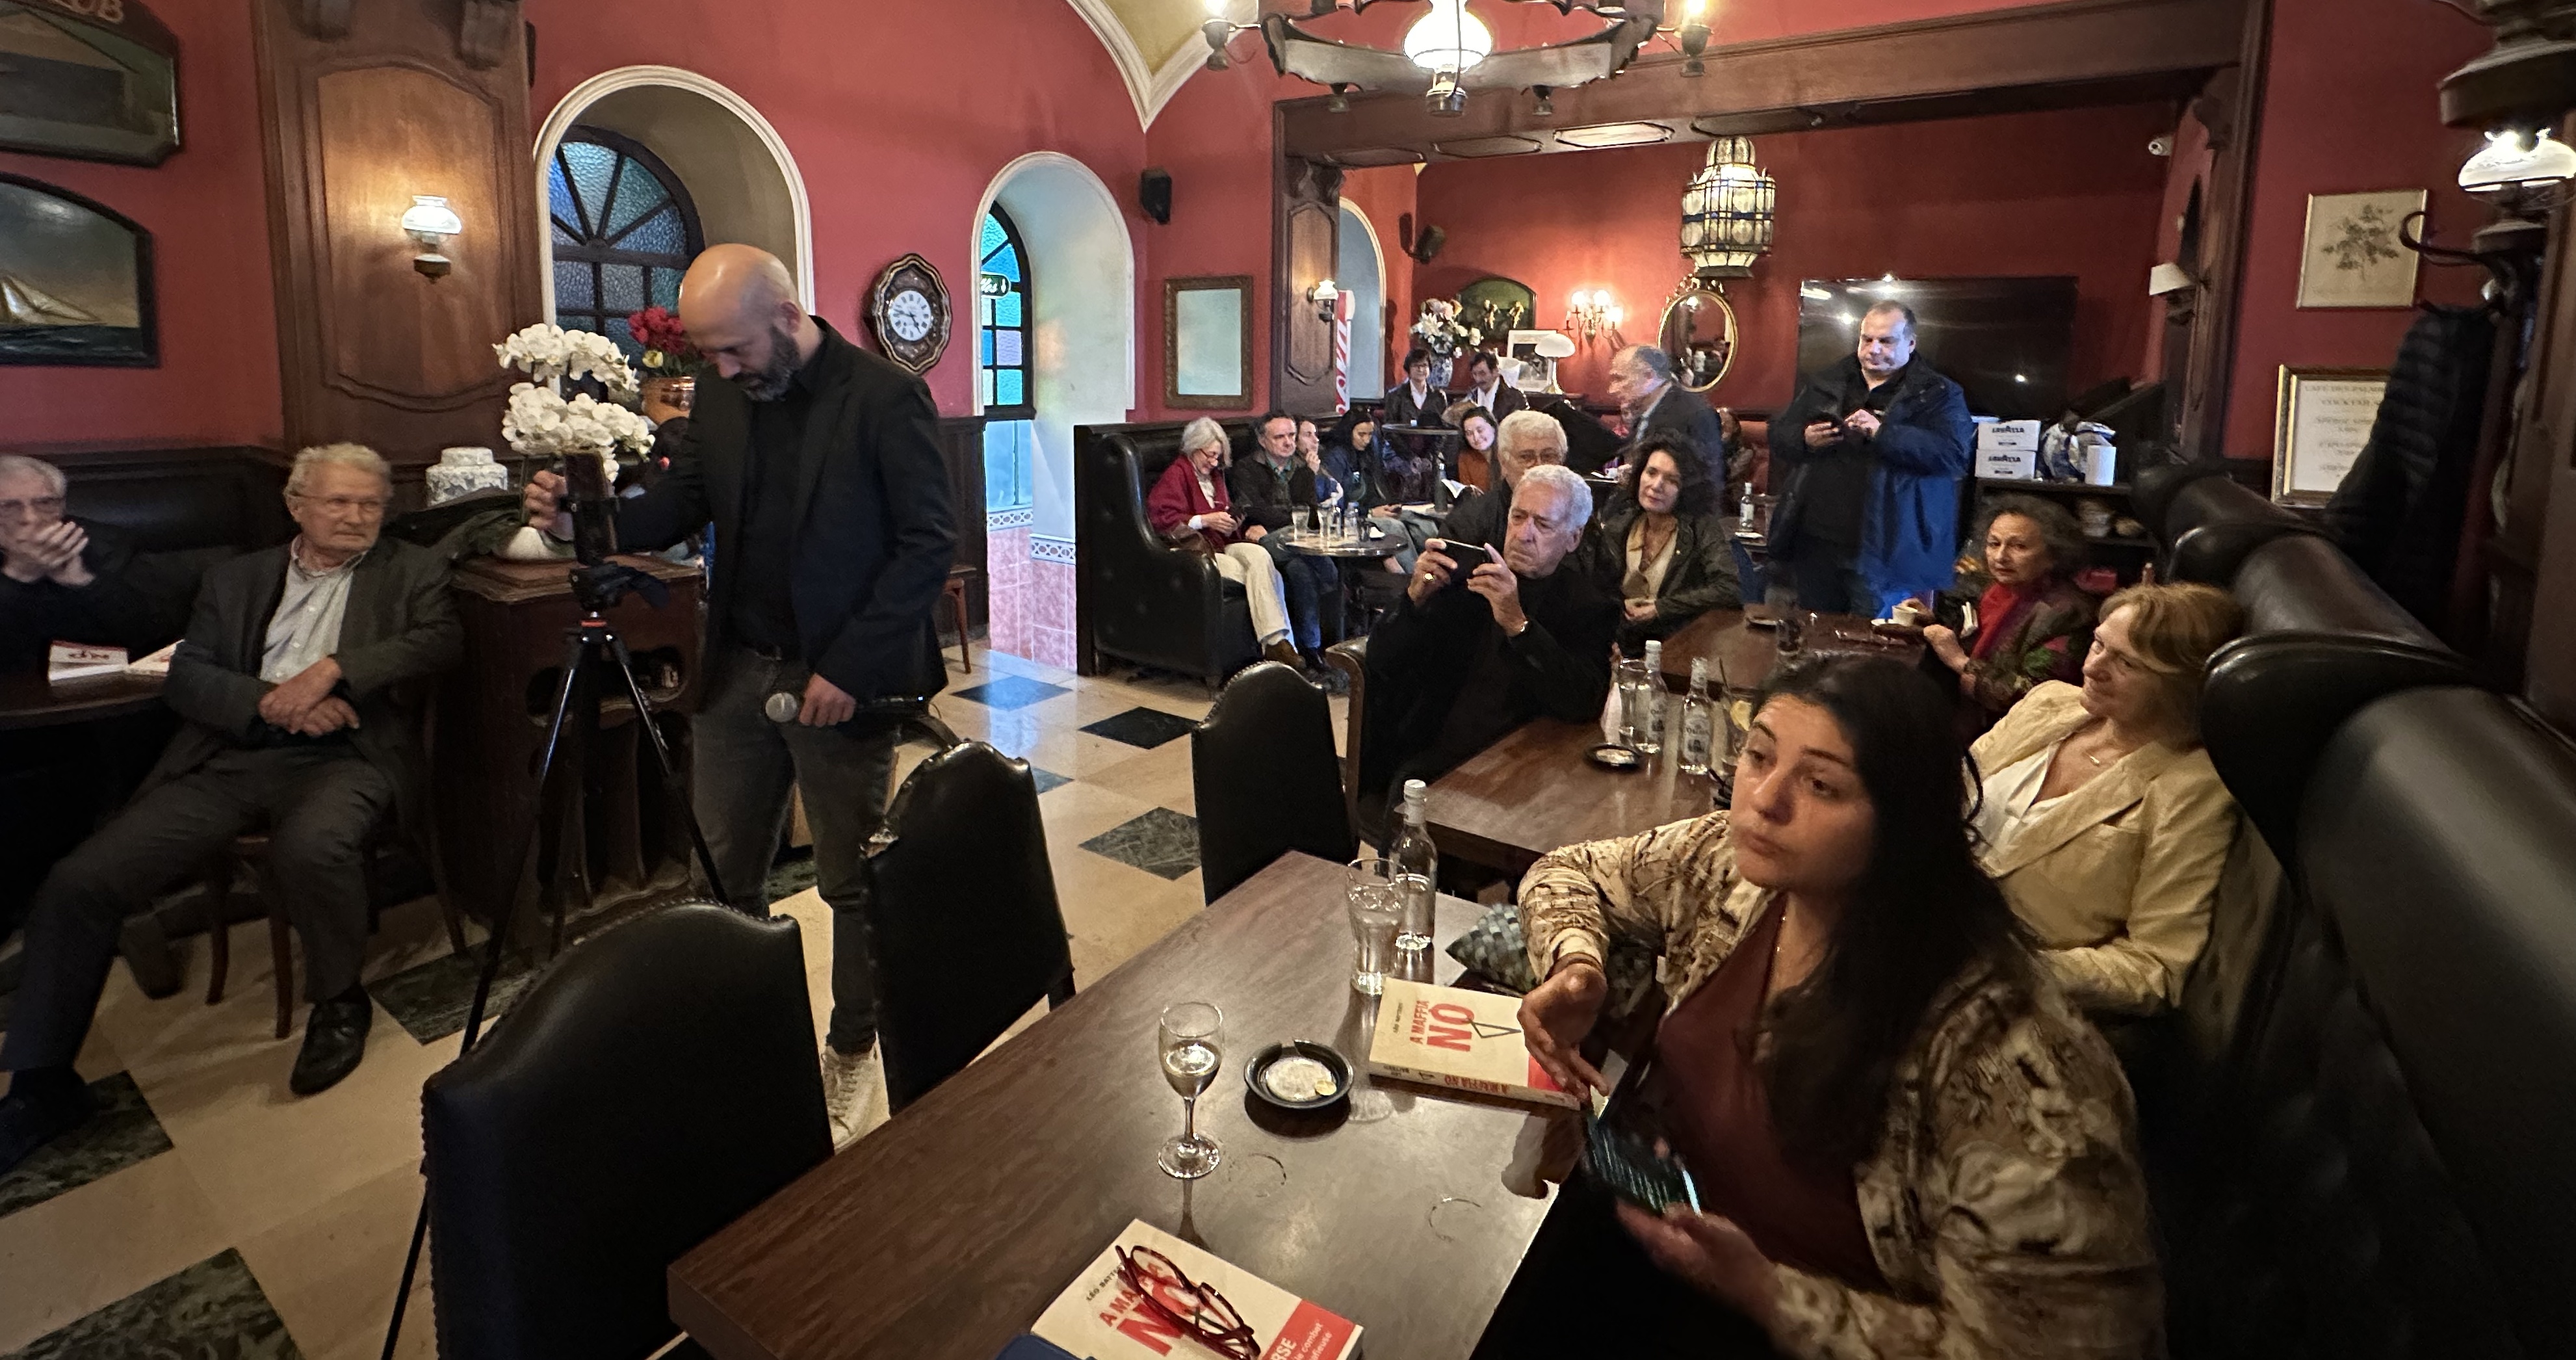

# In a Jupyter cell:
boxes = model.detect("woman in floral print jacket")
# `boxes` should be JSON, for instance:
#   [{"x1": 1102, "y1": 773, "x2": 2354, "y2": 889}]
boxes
[{"x1": 1511, "y1": 653, "x2": 2161, "y2": 1359}]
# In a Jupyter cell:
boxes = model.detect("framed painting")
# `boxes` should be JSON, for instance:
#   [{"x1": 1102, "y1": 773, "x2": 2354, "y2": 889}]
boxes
[
  {"x1": 0, "y1": 174, "x2": 157, "y2": 367},
  {"x1": 2296, "y1": 190, "x2": 2425, "y2": 309},
  {"x1": 0, "y1": 0, "x2": 181, "y2": 166},
  {"x1": 1165, "y1": 275, "x2": 1251, "y2": 410},
  {"x1": 2272, "y1": 366, "x2": 2387, "y2": 506}
]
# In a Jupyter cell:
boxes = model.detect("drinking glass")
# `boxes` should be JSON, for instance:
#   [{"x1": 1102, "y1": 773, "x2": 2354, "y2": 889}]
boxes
[
  {"x1": 1615, "y1": 657, "x2": 1654, "y2": 748},
  {"x1": 1157, "y1": 1001, "x2": 1224, "y2": 1179},
  {"x1": 1346, "y1": 868, "x2": 1403, "y2": 996}
]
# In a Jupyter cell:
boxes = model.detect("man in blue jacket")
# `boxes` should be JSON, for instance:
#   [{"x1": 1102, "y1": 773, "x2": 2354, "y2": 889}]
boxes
[{"x1": 1764, "y1": 300, "x2": 1973, "y2": 616}]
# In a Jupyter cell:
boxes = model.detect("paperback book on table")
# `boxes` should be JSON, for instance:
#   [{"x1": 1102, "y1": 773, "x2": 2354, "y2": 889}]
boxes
[
  {"x1": 47, "y1": 642, "x2": 125, "y2": 683},
  {"x1": 1364, "y1": 976, "x2": 1583, "y2": 1110},
  {"x1": 1030, "y1": 1219, "x2": 1361, "y2": 1360}
]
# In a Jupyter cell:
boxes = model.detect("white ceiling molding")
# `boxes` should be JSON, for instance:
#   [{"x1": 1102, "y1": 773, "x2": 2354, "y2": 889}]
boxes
[{"x1": 1061, "y1": 0, "x2": 1160, "y2": 129}]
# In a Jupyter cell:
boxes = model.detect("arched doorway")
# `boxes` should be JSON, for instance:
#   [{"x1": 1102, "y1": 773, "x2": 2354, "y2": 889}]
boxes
[
  {"x1": 1337, "y1": 201, "x2": 1387, "y2": 404},
  {"x1": 971, "y1": 153, "x2": 1137, "y2": 671},
  {"x1": 533, "y1": 66, "x2": 812, "y2": 317}
]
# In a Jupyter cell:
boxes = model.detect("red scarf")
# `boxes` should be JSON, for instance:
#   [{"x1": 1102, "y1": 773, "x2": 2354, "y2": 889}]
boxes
[{"x1": 1970, "y1": 580, "x2": 2040, "y2": 662}]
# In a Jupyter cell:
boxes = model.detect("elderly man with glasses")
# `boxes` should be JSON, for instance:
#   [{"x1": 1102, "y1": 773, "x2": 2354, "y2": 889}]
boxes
[
  {"x1": 0, "y1": 443, "x2": 462, "y2": 1175},
  {"x1": 0, "y1": 453, "x2": 182, "y2": 670}
]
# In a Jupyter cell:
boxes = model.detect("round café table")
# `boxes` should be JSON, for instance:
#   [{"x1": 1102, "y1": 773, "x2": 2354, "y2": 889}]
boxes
[
  {"x1": 0, "y1": 667, "x2": 168, "y2": 731},
  {"x1": 1274, "y1": 523, "x2": 1407, "y2": 640}
]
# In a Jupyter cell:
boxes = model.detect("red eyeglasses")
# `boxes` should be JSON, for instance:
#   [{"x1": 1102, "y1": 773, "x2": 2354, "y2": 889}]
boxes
[{"x1": 1113, "y1": 1245, "x2": 1261, "y2": 1360}]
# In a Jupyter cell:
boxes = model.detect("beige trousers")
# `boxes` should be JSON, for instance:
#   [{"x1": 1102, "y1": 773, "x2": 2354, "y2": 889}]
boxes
[{"x1": 1208, "y1": 542, "x2": 1291, "y2": 646}]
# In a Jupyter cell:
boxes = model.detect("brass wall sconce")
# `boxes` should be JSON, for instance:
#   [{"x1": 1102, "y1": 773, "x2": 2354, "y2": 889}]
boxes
[{"x1": 400, "y1": 195, "x2": 462, "y2": 280}]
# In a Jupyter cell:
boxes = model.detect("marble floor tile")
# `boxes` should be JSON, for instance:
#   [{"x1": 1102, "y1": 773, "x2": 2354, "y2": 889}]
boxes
[
  {"x1": 1078, "y1": 808, "x2": 1202, "y2": 881},
  {"x1": 1050, "y1": 850, "x2": 1208, "y2": 989},
  {"x1": 952, "y1": 675, "x2": 1069, "y2": 711},
  {"x1": 0, "y1": 1073, "x2": 171, "y2": 1219},
  {"x1": 3, "y1": 1248, "x2": 298, "y2": 1360},
  {"x1": 0, "y1": 1142, "x2": 234, "y2": 1351},
  {"x1": 1082, "y1": 741, "x2": 1197, "y2": 818},
  {"x1": 1080, "y1": 707, "x2": 1200, "y2": 751},
  {"x1": 233, "y1": 1161, "x2": 438, "y2": 1360},
  {"x1": 1035, "y1": 779, "x2": 1158, "y2": 850}
]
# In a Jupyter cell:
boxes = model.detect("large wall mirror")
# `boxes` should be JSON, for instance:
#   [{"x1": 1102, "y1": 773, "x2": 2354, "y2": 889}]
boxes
[
  {"x1": 1659, "y1": 286, "x2": 1736, "y2": 393},
  {"x1": 1165, "y1": 274, "x2": 1251, "y2": 410}
]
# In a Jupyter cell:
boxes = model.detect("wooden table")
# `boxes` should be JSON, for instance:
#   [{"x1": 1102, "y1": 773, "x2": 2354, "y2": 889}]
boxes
[
  {"x1": 1424, "y1": 702, "x2": 1718, "y2": 878},
  {"x1": 671, "y1": 853, "x2": 1570, "y2": 1360},
  {"x1": 1656, "y1": 608, "x2": 1922, "y2": 693},
  {"x1": 0, "y1": 667, "x2": 166, "y2": 731}
]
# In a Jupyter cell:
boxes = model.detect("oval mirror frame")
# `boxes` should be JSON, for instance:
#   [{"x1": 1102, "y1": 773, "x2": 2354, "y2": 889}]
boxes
[{"x1": 1659, "y1": 287, "x2": 1737, "y2": 393}]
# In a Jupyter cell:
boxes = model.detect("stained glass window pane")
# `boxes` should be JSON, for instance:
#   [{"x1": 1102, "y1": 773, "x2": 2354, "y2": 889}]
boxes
[
  {"x1": 603, "y1": 264, "x2": 645, "y2": 311},
  {"x1": 995, "y1": 330, "x2": 1022, "y2": 365},
  {"x1": 606, "y1": 317, "x2": 636, "y2": 352},
  {"x1": 604, "y1": 159, "x2": 668, "y2": 237},
  {"x1": 551, "y1": 219, "x2": 579, "y2": 246},
  {"x1": 548, "y1": 160, "x2": 582, "y2": 235},
  {"x1": 554, "y1": 262, "x2": 594, "y2": 308},
  {"x1": 977, "y1": 368, "x2": 994, "y2": 408},
  {"x1": 993, "y1": 293, "x2": 1022, "y2": 328},
  {"x1": 979, "y1": 214, "x2": 1008, "y2": 259},
  {"x1": 650, "y1": 268, "x2": 681, "y2": 308},
  {"x1": 989, "y1": 245, "x2": 1021, "y2": 283},
  {"x1": 996, "y1": 370, "x2": 1024, "y2": 407},
  {"x1": 563, "y1": 142, "x2": 616, "y2": 220},
  {"x1": 619, "y1": 205, "x2": 685, "y2": 256}
]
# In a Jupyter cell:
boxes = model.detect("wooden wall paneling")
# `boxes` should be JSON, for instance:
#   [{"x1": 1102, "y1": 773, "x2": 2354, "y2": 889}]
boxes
[
  {"x1": 2509, "y1": 202, "x2": 2576, "y2": 718},
  {"x1": 252, "y1": 0, "x2": 542, "y2": 469},
  {"x1": 1279, "y1": 0, "x2": 2248, "y2": 164},
  {"x1": 937, "y1": 415, "x2": 989, "y2": 631},
  {"x1": 2176, "y1": 1, "x2": 2270, "y2": 461},
  {"x1": 1272, "y1": 144, "x2": 1342, "y2": 416}
]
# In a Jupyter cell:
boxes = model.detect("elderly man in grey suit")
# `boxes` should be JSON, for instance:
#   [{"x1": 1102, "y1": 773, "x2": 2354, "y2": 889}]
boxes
[{"x1": 0, "y1": 443, "x2": 461, "y2": 1175}]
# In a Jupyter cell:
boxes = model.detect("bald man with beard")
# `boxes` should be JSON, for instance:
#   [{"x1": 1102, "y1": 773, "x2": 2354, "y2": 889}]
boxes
[{"x1": 525, "y1": 244, "x2": 955, "y2": 1138}]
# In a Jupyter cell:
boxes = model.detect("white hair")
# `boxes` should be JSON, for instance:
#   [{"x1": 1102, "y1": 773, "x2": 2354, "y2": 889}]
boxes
[
  {"x1": 0, "y1": 453, "x2": 66, "y2": 497},
  {"x1": 1515, "y1": 463, "x2": 1593, "y2": 530},
  {"x1": 1178, "y1": 417, "x2": 1229, "y2": 458},
  {"x1": 286, "y1": 443, "x2": 392, "y2": 497},
  {"x1": 1494, "y1": 409, "x2": 1567, "y2": 462}
]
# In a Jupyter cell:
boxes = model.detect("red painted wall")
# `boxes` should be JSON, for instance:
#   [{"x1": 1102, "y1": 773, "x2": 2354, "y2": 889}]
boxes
[
  {"x1": 2220, "y1": 0, "x2": 2491, "y2": 458},
  {"x1": 0, "y1": 0, "x2": 281, "y2": 452},
  {"x1": 1409, "y1": 101, "x2": 2175, "y2": 413},
  {"x1": 1140, "y1": 60, "x2": 1282, "y2": 419},
  {"x1": 1337, "y1": 165, "x2": 1420, "y2": 386}
]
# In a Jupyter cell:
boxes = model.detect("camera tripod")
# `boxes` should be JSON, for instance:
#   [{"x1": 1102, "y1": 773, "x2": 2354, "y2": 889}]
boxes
[{"x1": 379, "y1": 558, "x2": 731, "y2": 1359}]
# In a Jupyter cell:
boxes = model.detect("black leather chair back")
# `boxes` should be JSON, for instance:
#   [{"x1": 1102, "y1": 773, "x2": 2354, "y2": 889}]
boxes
[
  {"x1": 2168, "y1": 687, "x2": 2574, "y2": 1359},
  {"x1": 1192, "y1": 661, "x2": 1355, "y2": 901},
  {"x1": 2140, "y1": 464, "x2": 2318, "y2": 586},
  {"x1": 866, "y1": 741, "x2": 1075, "y2": 1111},
  {"x1": 421, "y1": 903, "x2": 827, "y2": 1360},
  {"x1": 2200, "y1": 534, "x2": 2472, "y2": 859},
  {"x1": 1074, "y1": 421, "x2": 1261, "y2": 681}
]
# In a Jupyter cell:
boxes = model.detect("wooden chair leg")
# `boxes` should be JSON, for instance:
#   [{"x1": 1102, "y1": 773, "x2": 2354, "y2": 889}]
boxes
[
  {"x1": 437, "y1": 895, "x2": 469, "y2": 958},
  {"x1": 266, "y1": 904, "x2": 294, "y2": 1041},
  {"x1": 944, "y1": 580, "x2": 973, "y2": 675},
  {"x1": 203, "y1": 867, "x2": 231, "y2": 1006}
]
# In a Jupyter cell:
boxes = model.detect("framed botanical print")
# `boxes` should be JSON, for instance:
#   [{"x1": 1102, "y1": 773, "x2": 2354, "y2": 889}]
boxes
[
  {"x1": 0, "y1": 174, "x2": 155, "y2": 367},
  {"x1": 2296, "y1": 190, "x2": 2426, "y2": 309},
  {"x1": 2272, "y1": 367, "x2": 2386, "y2": 506},
  {"x1": 1165, "y1": 275, "x2": 1251, "y2": 410},
  {"x1": 0, "y1": 0, "x2": 182, "y2": 166}
]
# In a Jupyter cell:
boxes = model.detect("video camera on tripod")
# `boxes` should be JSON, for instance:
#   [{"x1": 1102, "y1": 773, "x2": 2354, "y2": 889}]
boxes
[{"x1": 556, "y1": 451, "x2": 670, "y2": 614}]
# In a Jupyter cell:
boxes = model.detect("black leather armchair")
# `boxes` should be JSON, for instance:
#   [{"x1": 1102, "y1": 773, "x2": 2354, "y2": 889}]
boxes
[
  {"x1": 2164, "y1": 687, "x2": 2576, "y2": 1359},
  {"x1": 1074, "y1": 420, "x2": 1262, "y2": 683},
  {"x1": 2135, "y1": 462, "x2": 2318, "y2": 586}
]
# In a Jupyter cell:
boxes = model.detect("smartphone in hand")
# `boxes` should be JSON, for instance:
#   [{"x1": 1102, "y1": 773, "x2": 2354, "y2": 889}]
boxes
[
  {"x1": 1583, "y1": 1113, "x2": 1701, "y2": 1215},
  {"x1": 1433, "y1": 538, "x2": 1498, "y2": 587}
]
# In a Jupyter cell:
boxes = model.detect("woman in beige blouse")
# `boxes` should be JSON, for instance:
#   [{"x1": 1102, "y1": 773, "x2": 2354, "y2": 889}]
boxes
[
  {"x1": 1970, "y1": 581, "x2": 2244, "y2": 1015},
  {"x1": 1589, "y1": 430, "x2": 1741, "y2": 651}
]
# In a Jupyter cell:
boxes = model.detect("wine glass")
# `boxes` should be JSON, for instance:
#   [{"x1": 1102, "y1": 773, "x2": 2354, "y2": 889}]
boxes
[{"x1": 1157, "y1": 1001, "x2": 1224, "y2": 1180}]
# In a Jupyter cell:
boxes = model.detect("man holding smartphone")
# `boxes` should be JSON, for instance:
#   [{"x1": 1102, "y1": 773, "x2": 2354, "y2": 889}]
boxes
[
  {"x1": 1763, "y1": 300, "x2": 1974, "y2": 617},
  {"x1": 1357, "y1": 464, "x2": 1617, "y2": 839}
]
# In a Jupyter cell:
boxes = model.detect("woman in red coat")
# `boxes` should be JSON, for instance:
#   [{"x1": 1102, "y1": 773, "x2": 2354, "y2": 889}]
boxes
[{"x1": 1146, "y1": 418, "x2": 1300, "y2": 667}]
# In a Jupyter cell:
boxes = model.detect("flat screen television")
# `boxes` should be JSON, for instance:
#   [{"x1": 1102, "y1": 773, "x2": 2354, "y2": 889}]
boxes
[{"x1": 1794, "y1": 276, "x2": 2079, "y2": 421}]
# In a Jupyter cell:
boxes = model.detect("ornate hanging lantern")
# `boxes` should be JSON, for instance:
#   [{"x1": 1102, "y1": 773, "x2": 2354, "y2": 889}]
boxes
[{"x1": 1680, "y1": 137, "x2": 1776, "y2": 281}]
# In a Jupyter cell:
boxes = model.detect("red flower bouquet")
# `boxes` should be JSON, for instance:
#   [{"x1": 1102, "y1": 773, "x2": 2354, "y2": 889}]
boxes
[{"x1": 626, "y1": 306, "x2": 703, "y2": 374}]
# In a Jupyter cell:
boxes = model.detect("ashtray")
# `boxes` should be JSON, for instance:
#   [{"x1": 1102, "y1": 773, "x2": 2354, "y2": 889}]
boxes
[
  {"x1": 1245, "y1": 1040, "x2": 1352, "y2": 1111},
  {"x1": 1587, "y1": 744, "x2": 1643, "y2": 770}
]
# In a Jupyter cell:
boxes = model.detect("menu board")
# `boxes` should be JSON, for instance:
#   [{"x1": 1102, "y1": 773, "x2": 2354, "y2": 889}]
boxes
[{"x1": 2273, "y1": 369, "x2": 2387, "y2": 506}]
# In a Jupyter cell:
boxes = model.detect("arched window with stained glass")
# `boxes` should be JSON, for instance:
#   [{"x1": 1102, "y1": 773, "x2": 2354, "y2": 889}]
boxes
[
  {"x1": 977, "y1": 207, "x2": 1034, "y2": 419},
  {"x1": 548, "y1": 128, "x2": 703, "y2": 353}
]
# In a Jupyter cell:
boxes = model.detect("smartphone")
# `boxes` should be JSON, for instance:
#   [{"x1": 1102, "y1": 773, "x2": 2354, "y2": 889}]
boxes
[
  {"x1": 1583, "y1": 1112, "x2": 1701, "y2": 1215},
  {"x1": 1436, "y1": 539, "x2": 1498, "y2": 585}
]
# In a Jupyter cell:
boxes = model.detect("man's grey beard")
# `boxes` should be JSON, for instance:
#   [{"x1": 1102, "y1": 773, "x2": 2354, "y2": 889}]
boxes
[{"x1": 733, "y1": 320, "x2": 803, "y2": 401}]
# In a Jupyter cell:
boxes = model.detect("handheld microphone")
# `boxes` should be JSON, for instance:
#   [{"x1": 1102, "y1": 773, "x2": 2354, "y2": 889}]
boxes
[{"x1": 764, "y1": 691, "x2": 803, "y2": 724}]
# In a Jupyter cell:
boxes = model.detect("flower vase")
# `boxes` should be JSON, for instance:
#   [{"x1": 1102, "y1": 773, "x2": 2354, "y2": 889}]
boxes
[{"x1": 1429, "y1": 357, "x2": 1455, "y2": 389}]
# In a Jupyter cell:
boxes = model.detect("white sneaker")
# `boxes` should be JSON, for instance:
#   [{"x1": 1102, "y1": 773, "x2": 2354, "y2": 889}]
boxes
[{"x1": 819, "y1": 1044, "x2": 877, "y2": 1146}]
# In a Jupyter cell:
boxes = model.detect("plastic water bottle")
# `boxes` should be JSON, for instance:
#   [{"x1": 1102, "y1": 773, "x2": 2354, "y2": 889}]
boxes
[
  {"x1": 1680, "y1": 657, "x2": 1714, "y2": 776},
  {"x1": 1632, "y1": 640, "x2": 1665, "y2": 755},
  {"x1": 1391, "y1": 779, "x2": 1438, "y2": 956}
]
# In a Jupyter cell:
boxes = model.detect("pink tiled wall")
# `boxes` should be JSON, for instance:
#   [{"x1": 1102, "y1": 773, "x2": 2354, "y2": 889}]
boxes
[
  {"x1": 1029, "y1": 556, "x2": 1079, "y2": 671},
  {"x1": 986, "y1": 525, "x2": 1034, "y2": 660}
]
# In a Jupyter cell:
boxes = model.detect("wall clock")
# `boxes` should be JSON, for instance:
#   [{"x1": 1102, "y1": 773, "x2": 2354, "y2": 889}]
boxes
[{"x1": 866, "y1": 252, "x2": 951, "y2": 374}]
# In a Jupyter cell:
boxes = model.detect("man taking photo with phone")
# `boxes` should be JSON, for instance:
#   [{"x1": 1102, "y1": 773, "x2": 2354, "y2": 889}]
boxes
[{"x1": 1357, "y1": 464, "x2": 1617, "y2": 840}]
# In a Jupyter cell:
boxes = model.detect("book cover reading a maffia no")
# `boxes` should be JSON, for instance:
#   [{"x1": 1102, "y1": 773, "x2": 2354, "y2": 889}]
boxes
[
  {"x1": 1364, "y1": 977, "x2": 1583, "y2": 1110},
  {"x1": 1030, "y1": 1220, "x2": 1361, "y2": 1360}
]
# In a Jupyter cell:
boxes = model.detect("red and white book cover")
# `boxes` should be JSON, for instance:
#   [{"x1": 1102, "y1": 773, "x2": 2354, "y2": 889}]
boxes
[
  {"x1": 1364, "y1": 977, "x2": 1583, "y2": 1110},
  {"x1": 47, "y1": 642, "x2": 125, "y2": 683},
  {"x1": 1031, "y1": 1220, "x2": 1361, "y2": 1360}
]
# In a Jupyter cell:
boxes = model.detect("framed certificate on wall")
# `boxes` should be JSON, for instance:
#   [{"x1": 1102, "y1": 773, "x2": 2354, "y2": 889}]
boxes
[{"x1": 2272, "y1": 367, "x2": 2387, "y2": 506}]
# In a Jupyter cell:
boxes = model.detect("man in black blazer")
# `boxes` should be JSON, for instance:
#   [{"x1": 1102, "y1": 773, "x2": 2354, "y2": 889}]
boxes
[
  {"x1": 1606, "y1": 345, "x2": 1728, "y2": 484},
  {"x1": 1454, "y1": 350, "x2": 1528, "y2": 424},
  {"x1": 1383, "y1": 347, "x2": 1447, "y2": 428},
  {"x1": 0, "y1": 445, "x2": 461, "y2": 1174},
  {"x1": 525, "y1": 244, "x2": 956, "y2": 1138}
]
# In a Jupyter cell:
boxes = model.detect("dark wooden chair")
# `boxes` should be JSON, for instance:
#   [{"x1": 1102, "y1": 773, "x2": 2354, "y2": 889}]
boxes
[
  {"x1": 422, "y1": 902, "x2": 825, "y2": 1360},
  {"x1": 1324, "y1": 638, "x2": 1373, "y2": 844},
  {"x1": 200, "y1": 820, "x2": 466, "y2": 1040},
  {"x1": 1191, "y1": 661, "x2": 1355, "y2": 902},
  {"x1": 863, "y1": 741, "x2": 1076, "y2": 1112},
  {"x1": 941, "y1": 562, "x2": 979, "y2": 675}
]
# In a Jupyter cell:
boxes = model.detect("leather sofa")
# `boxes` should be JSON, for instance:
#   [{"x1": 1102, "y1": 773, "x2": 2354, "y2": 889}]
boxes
[
  {"x1": 1073, "y1": 420, "x2": 1263, "y2": 683},
  {"x1": 2134, "y1": 462, "x2": 2317, "y2": 586},
  {"x1": 2162, "y1": 685, "x2": 2576, "y2": 1359}
]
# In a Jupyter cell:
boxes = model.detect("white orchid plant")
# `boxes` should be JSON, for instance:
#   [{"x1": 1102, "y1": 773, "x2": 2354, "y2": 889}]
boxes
[{"x1": 492, "y1": 323, "x2": 653, "y2": 467}]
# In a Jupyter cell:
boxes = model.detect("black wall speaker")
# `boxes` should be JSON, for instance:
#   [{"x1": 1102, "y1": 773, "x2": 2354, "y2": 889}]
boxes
[
  {"x1": 1410, "y1": 224, "x2": 1446, "y2": 264},
  {"x1": 1139, "y1": 169, "x2": 1173, "y2": 225}
]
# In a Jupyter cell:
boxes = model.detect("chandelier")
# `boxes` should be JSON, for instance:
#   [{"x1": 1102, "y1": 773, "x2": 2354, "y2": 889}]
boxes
[
  {"x1": 1680, "y1": 137, "x2": 1775, "y2": 280},
  {"x1": 1205, "y1": 1, "x2": 1676, "y2": 118}
]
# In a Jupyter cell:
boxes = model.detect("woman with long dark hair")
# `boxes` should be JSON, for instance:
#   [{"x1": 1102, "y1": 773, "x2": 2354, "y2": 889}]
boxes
[
  {"x1": 1506, "y1": 653, "x2": 2159, "y2": 1359},
  {"x1": 1589, "y1": 429, "x2": 1741, "y2": 649}
]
